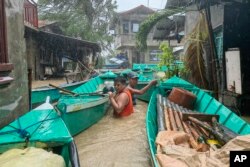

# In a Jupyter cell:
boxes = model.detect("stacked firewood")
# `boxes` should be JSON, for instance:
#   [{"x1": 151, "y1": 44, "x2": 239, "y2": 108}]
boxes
[{"x1": 156, "y1": 94, "x2": 238, "y2": 152}]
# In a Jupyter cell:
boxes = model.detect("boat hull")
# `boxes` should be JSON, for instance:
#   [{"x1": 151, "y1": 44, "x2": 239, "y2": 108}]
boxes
[
  {"x1": 146, "y1": 76, "x2": 250, "y2": 167},
  {"x1": 0, "y1": 100, "x2": 79, "y2": 167},
  {"x1": 56, "y1": 74, "x2": 116, "y2": 136},
  {"x1": 57, "y1": 95, "x2": 110, "y2": 136},
  {"x1": 136, "y1": 82, "x2": 156, "y2": 102},
  {"x1": 31, "y1": 80, "x2": 87, "y2": 109}
]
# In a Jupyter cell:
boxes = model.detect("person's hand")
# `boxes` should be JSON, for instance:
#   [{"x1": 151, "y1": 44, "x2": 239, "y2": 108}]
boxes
[
  {"x1": 108, "y1": 91, "x2": 115, "y2": 99},
  {"x1": 150, "y1": 80, "x2": 158, "y2": 86}
]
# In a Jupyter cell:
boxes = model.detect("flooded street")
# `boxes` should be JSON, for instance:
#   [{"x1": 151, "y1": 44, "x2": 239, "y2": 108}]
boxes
[
  {"x1": 32, "y1": 78, "x2": 67, "y2": 89},
  {"x1": 31, "y1": 78, "x2": 152, "y2": 166},
  {"x1": 74, "y1": 100, "x2": 152, "y2": 167}
]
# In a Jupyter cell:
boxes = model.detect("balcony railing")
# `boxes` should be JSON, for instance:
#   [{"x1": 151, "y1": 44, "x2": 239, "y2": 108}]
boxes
[{"x1": 114, "y1": 33, "x2": 160, "y2": 49}]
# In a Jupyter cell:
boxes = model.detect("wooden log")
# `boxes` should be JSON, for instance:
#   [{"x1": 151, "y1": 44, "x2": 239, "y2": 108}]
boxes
[
  {"x1": 173, "y1": 111, "x2": 184, "y2": 131},
  {"x1": 182, "y1": 121, "x2": 199, "y2": 149},
  {"x1": 167, "y1": 107, "x2": 178, "y2": 131},
  {"x1": 197, "y1": 125, "x2": 210, "y2": 139},
  {"x1": 182, "y1": 112, "x2": 220, "y2": 122},
  {"x1": 172, "y1": 105, "x2": 185, "y2": 131},
  {"x1": 187, "y1": 122, "x2": 209, "y2": 152},
  {"x1": 212, "y1": 117, "x2": 236, "y2": 141},
  {"x1": 188, "y1": 116, "x2": 228, "y2": 144},
  {"x1": 164, "y1": 109, "x2": 171, "y2": 131}
]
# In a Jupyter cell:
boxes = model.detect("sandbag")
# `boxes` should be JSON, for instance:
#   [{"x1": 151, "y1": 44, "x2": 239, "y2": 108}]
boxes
[
  {"x1": 156, "y1": 134, "x2": 250, "y2": 167},
  {"x1": 0, "y1": 147, "x2": 65, "y2": 167}
]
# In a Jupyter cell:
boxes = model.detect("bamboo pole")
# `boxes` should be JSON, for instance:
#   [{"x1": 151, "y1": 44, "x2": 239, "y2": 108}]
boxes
[
  {"x1": 165, "y1": 99, "x2": 178, "y2": 131},
  {"x1": 163, "y1": 98, "x2": 172, "y2": 131},
  {"x1": 171, "y1": 104, "x2": 184, "y2": 131},
  {"x1": 188, "y1": 116, "x2": 228, "y2": 144},
  {"x1": 181, "y1": 120, "x2": 199, "y2": 149},
  {"x1": 157, "y1": 94, "x2": 166, "y2": 132},
  {"x1": 188, "y1": 122, "x2": 209, "y2": 152},
  {"x1": 168, "y1": 107, "x2": 177, "y2": 131}
]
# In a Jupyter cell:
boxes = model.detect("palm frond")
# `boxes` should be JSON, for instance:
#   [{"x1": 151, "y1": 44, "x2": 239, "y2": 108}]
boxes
[{"x1": 185, "y1": 12, "x2": 209, "y2": 89}]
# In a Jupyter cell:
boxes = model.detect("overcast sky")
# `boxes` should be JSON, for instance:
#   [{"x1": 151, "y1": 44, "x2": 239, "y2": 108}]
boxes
[
  {"x1": 114, "y1": 0, "x2": 167, "y2": 12},
  {"x1": 34, "y1": 0, "x2": 167, "y2": 12}
]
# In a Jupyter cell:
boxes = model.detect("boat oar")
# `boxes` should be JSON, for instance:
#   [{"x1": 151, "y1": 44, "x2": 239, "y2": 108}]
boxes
[
  {"x1": 49, "y1": 84, "x2": 78, "y2": 96},
  {"x1": 49, "y1": 83, "x2": 105, "y2": 97}
]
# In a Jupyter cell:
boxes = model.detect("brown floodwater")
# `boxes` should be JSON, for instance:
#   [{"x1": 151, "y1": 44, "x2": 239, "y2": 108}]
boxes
[
  {"x1": 31, "y1": 78, "x2": 250, "y2": 167},
  {"x1": 74, "y1": 100, "x2": 152, "y2": 167}
]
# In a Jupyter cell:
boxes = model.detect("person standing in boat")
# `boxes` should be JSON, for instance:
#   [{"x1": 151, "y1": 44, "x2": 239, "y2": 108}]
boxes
[
  {"x1": 126, "y1": 72, "x2": 157, "y2": 105},
  {"x1": 108, "y1": 76, "x2": 134, "y2": 117}
]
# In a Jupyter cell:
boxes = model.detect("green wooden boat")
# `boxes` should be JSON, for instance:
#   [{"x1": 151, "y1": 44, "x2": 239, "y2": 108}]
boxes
[
  {"x1": 0, "y1": 97, "x2": 80, "y2": 167},
  {"x1": 135, "y1": 73, "x2": 156, "y2": 102},
  {"x1": 31, "y1": 80, "x2": 88, "y2": 109},
  {"x1": 146, "y1": 76, "x2": 250, "y2": 167},
  {"x1": 56, "y1": 71, "x2": 117, "y2": 136}
]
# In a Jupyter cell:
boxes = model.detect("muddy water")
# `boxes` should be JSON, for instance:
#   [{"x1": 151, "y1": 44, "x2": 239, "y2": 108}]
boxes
[{"x1": 74, "y1": 100, "x2": 152, "y2": 167}]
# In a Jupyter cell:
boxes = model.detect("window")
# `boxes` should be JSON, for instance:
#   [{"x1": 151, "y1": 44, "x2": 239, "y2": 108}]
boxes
[
  {"x1": 122, "y1": 21, "x2": 129, "y2": 34},
  {"x1": 149, "y1": 50, "x2": 162, "y2": 61},
  {"x1": 132, "y1": 23, "x2": 139, "y2": 33}
]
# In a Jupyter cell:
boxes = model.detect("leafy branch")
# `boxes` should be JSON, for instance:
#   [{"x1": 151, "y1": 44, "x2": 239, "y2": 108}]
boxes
[{"x1": 136, "y1": 8, "x2": 183, "y2": 51}]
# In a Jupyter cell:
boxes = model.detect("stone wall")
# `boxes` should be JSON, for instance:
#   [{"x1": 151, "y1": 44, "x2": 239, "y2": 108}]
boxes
[{"x1": 0, "y1": 0, "x2": 29, "y2": 129}]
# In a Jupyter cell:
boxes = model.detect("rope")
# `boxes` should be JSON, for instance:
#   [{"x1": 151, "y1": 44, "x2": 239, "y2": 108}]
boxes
[{"x1": 0, "y1": 110, "x2": 60, "y2": 140}]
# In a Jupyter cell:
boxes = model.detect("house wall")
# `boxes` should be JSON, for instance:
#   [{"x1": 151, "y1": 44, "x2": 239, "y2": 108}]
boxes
[
  {"x1": 184, "y1": 4, "x2": 224, "y2": 90},
  {"x1": 185, "y1": 5, "x2": 224, "y2": 34},
  {"x1": 0, "y1": 0, "x2": 29, "y2": 128},
  {"x1": 114, "y1": 7, "x2": 160, "y2": 66},
  {"x1": 26, "y1": 33, "x2": 40, "y2": 80}
]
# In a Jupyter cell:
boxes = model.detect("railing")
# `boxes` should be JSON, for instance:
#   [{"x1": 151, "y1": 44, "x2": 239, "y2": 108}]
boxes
[
  {"x1": 114, "y1": 33, "x2": 160, "y2": 49},
  {"x1": 24, "y1": 0, "x2": 38, "y2": 28}
]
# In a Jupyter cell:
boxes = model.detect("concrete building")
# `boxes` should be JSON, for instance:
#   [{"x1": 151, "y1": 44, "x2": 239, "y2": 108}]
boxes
[
  {"x1": 157, "y1": 0, "x2": 250, "y2": 114},
  {"x1": 0, "y1": 0, "x2": 28, "y2": 129},
  {"x1": 113, "y1": 5, "x2": 162, "y2": 66}
]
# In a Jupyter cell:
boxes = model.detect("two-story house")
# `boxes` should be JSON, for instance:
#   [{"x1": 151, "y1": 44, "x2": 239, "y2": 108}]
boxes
[
  {"x1": 24, "y1": 0, "x2": 101, "y2": 81},
  {"x1": 113, "y1": 5, "x2": 162, "y2": 67}
]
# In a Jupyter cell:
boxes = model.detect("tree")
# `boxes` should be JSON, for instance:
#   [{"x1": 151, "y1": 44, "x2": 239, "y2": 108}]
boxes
[
  {"x1": 37, "y1": 0, "x2": 117, "y2": 55},
  {"x1": 136, "y1": 8, "x2": 183, "y2": 51}
]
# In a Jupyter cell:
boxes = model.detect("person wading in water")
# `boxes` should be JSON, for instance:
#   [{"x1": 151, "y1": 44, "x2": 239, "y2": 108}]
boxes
[{"x1": 108, "y1": 76, "x2": 133, "y2": 117}]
